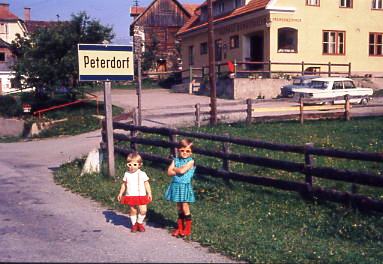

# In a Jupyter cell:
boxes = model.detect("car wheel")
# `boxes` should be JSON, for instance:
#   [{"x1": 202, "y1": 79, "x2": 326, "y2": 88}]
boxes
[{"x1": 360, "y1": 97, "x2": 369, "y2": 105}]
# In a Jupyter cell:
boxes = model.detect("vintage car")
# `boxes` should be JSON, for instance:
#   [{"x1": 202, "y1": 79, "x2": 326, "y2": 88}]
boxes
[
  {"x1": 280, "y1": 75, "x2": 320, "y2": 98},
  {"x1": 291, "y1": 77, "x2": 374, "y2": 104}
]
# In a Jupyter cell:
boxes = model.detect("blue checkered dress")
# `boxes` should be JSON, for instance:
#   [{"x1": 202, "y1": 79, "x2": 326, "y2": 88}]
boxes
[{"x1": 164, "y1": 157, "x2": 196, "y2": 203}]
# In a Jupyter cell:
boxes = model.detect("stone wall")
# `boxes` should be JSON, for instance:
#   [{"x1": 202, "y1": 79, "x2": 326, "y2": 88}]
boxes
[
  {"x1": 0, "y1": 118, "x2": 25, "y2": 137},
  {"x1": 215, "y1": 77, "x2": 290, "y2": 99}
]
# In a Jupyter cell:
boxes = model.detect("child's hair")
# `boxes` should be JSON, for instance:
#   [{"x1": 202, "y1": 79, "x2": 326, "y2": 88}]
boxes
[
  {"x1": 178, "y1": 138, "x2": 193, "y2": 150},
  {"x1": 126, "y1": 152, "x2": 143, "y2": 164}
]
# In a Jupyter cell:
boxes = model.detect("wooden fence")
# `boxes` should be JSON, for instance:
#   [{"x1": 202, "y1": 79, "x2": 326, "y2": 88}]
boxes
[
  {"x1": 101, "y1": 122, "x2": 383, "y2": 213},
  {"x1": 182, "y1": 60, "x2": 352, "y2": 82},
  {"x1": 137, "y1": 95, "x2": 383, "y2": 127}
]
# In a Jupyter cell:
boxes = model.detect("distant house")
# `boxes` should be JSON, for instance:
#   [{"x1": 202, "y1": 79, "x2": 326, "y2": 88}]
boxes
[
  {"x1": 0, "y1": 3, "x2": 58, "y2": 95},
  {"x1": 130, "y1": 0, "x2": 198, "y2": 72},
  {"x1": 177, "y1": 0, "x2": 383, "y2": 76}
]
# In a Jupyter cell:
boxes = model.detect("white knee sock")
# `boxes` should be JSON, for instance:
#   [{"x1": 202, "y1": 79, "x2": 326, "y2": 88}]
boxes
[
  {"x1": 130, "y1": 215, "x2": 137, "y2": 225},
  {"x1": 137, "y1": 214, "x2": 146, "y2": 224}
]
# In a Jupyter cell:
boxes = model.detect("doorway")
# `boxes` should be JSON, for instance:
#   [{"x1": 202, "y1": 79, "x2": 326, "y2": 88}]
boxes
[{"x1": 249, "y1": 32, "x2": 264, "y2": 70}]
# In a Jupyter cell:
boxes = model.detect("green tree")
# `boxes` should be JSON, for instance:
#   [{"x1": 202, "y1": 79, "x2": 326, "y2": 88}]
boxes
[
  {"x1": 10, "y1": 12, "x2": 114, "y2": 97},
  {"x1": 141, "y1": 35, "x2": 159, "y2": 72}
]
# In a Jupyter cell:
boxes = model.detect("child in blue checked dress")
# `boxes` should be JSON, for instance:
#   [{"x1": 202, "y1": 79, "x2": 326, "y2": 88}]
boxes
[{"x1": 165, "y1": 138, "x2": 196, "y2": 238}]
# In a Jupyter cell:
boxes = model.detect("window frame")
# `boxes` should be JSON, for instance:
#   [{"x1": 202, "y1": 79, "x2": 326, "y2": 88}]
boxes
[
  {"x1": 215, "y1": 39, "x2": 223, "y2": 61},
  {"x1": 340, "y1": 0, "x2": 353, "y2": 8},
  {"x1": 306, "y1": 0, "x2": 320, "y2": 6},
  {"x1": 372, "y1": 0, "x2": 383, "y2": 9},
  {"x1": 322, "y1": 30, "x2": 346, "y2": 56},
  {"x1": 235, "y1": 0, "x2": 244, "y2": 9},
  {"x1": 230, "y1": 35, "x2": 239, "y2": 49},
  {"x1": 369, "y1": 32, "x2": 383, "y2": 56},
  {"x1": 188, "y1": 45, "x2": 194, "y2": 66},
  {"x1": 200, "y1": 42, "x2": 208, "y2": 55},
  {"x1": 277, "y1": 27, "x2": 298, "y2": 53},
  {"x1": 0, "y1": 52, "x2": 5, "y2": 62}
]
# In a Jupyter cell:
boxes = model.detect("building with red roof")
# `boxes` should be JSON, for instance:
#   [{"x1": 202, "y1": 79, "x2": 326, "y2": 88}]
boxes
[
  {"x1": 0, "y1": 3, "x2": 58, "y2": 94},
  {"x1": 177, "y1": 0, "x2": 383, "y2": 81},
  {"x1": 130, "y1": 0, "x2": 198, "y2": 72}
]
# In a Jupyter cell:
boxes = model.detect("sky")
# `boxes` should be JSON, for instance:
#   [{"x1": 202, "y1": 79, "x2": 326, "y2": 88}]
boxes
[{"x1": 5, "y1": 0, "x2": 201, "y2": 44}]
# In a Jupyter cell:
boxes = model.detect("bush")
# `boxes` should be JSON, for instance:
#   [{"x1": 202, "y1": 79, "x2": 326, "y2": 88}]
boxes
[{"x1": 0, "y1": 95, "x2": 22, "y2": 117}]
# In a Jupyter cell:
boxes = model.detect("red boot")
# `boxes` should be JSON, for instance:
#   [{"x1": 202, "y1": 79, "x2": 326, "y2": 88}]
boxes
[
  {"x1": 183, "y1": 215, "x2": 192, "y2": 237},
  {"x1": 172, "y1": 217, "x2": 184, "y2": 237}
]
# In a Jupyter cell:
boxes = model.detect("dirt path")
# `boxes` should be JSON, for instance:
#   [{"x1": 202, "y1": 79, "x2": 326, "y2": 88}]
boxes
[{"x1": 0, "y1": 130, "x2": 237, "y2": 262}]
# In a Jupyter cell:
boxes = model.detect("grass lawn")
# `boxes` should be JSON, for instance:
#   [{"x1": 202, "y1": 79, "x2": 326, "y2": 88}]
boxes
[{"x1": 54, "y1": 117, "x2": 383, "y2": 263}]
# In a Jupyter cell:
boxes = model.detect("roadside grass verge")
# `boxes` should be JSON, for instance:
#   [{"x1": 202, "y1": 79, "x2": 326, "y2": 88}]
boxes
[
  {"x1": 0, "y1": 100, "x2": 124, "y2": 142},
  {"x1": 54, "y1": 117, "x2": 383, "y2": 263}
]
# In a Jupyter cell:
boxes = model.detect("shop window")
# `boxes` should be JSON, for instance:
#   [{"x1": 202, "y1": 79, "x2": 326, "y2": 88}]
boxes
[
  {"x1": 372, "y1": 0, "x2": 383, "y2": 9},
  {"x1": 188, "y1": 45, "x2": 194, "y2": 65},
  {"x1": 369, "y1": 33, "x2": 383, "y2": 56},
  {"x1": 323, "y1": 31, "x2": 345, "y2": 55},
  {"x1": 278, "y1": 28, "x2": 298, "y2": 53},
  {"x1": 215, "y1": 39, "x2": 222, "y2": 61},
  {"x1": 0, "y1": 53, "x2": 5, "y2": 62},
  {"x1": 200, "y1": 42, "x2": 207, "y2": 55},
  {"x1": 340, "y1": 0, "x2": 353, "y2": 8},
  {"x1": 230, "y1": 35, "x2": 239, "y2": 49},
  {"x1": 306, "y1": 0, "x2": 320, "y2": 6}
]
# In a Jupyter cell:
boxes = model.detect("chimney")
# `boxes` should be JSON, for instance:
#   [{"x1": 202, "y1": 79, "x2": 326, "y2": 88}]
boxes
[
  {"x1": 24, "y1": 7, "x2": 31, "y2": 21},
  {"x1": 0, "y1": 3, "x2": 10, "y2": 11}
]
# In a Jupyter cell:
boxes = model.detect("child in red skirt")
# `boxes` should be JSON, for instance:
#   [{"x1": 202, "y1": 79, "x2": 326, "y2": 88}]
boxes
[{"x1": 117, "y1": 152, "x2": 152, "y2": 232}]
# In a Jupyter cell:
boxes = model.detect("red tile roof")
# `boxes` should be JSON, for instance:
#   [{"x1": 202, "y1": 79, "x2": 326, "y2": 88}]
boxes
[
  {"x1": 130, "y1": 6, "x2": 146, "y2": 17},
  {"x1": 25, "y1": 20, "x2": 60, "y2": 34},
  {"x1": 177, "y1": 0, "x2": 270, "y2": 35},
  {"x1": 0, "y1": 7, "x2": 19, "y2": 20},
  {"x1": 131, "y1": 0, "x2": 197, "y2": 27}
]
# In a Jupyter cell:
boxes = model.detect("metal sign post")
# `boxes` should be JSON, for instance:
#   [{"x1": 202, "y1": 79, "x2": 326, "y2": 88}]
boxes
[
  {"x1": 103, "y1": 81, "x2": 115, "y2": 177},
  {"x1": 78, "y1": 44, "x2": 134, "y2": 178}
]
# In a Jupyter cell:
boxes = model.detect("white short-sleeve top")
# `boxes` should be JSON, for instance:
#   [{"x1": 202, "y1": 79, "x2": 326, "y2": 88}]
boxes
[{"x1": 123, "y1": 169, "x2": 149, "y2": 196}]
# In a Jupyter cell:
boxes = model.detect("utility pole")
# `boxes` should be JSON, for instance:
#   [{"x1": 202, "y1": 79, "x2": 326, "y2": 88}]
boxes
[
  {"x1": 207, "y1": 0, "x2": 217, "y2": 125},
  {"x1": 136, "y1": 37, "x2": 142, "y2": 126}
]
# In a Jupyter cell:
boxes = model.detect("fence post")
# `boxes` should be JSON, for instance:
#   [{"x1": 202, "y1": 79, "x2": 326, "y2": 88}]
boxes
[
  {"x1": 246, "y1": 98, "x2": 252, "y2": 124},
  {"x1": 348, "y1": 62, "x2": 352, "y2": 77},
  {"x1": 234, "y1": 59, "x2": 237, "y2": 77},
  {"x1": 222, "y1": 133, "x2": 230, "y2": 172},
  {"x1": 344, "y1": 95, "x2": 351, "y2": 121},
  {"x1": 268, "y1": 59, "x2": 272, "y2": 77},
  {"x1": 301, "y1": 61, "x2": 305, "y2": 76},
  {"x1": 169, "y1": 133, "x2": 177, "y2": 158},
  {"x1": 328, "y1": 62, "x2": 331, "y2": 77},
  {"x1": 299, "y1": 95, "x2": 304, "y2": 124},
  {"x1": 195, "y1": 103, "x2": 201, "y2": 127},
  {"x1": 304, "y1": 142, "x2": 314, "y2": 198}
]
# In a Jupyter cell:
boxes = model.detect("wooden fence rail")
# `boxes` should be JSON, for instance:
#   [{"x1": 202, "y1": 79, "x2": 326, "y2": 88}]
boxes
[
  {"x1": 139, "y1": 95, "x2": 383, "y2": 127},
  {"x1": 104, "y1": 122, "x2": 383, "y2": 212}
]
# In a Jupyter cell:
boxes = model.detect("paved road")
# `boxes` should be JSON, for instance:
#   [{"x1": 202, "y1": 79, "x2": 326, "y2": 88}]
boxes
[
  {"x1": 95, "y1": 88, "x2": 383, "y2": 127},
  {"x1": 0, "y1": 134, "x2": 236, "y2": 262}
]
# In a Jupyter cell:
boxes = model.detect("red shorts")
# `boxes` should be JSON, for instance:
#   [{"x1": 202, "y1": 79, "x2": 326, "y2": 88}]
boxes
[{"x1": 120, "y1": 196, "x2": 151, "y2": 206}]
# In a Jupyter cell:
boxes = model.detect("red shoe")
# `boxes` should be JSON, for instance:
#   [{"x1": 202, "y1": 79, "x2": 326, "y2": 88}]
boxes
[
  {"x1": 131, "y1": 223, "x2": 138, "y2": 233},
  {"x1": 137, "y1": 223, "x2": 145, "y2": 232},
  {"x1": 183, "y1": 219, "x2": 192, "y2": 237},
  {"x1": 171, "y1": 218, "x2": 184, "y2": 237}
]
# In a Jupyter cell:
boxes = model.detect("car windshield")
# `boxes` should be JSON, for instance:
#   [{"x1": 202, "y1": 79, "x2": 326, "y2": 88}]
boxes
[
  {"x1": 311, "y1": 81, "x2": 329, "y2": 89},
  {"x1": 293, "y1": 79, "x2": 302, "y2": 85}
]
